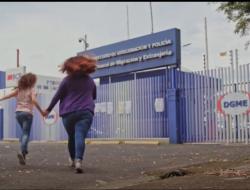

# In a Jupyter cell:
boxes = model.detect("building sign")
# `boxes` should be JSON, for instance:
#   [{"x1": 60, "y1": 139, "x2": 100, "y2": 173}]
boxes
[
  {"x1": 35, "y1": 75, "x2": 61, "y2": 94},
  {"x1": 5, "y1": 66, "x2": 26, "y2": 88},
  {"x1": 77, "y1": 28, "x2": 181, "y2": 78},
  {"x1": 217, "y1": 92, "x2": 250, "y2": 115},
  {"x1": 44, "y1": 110, "x2": 58, "y2": 126}
]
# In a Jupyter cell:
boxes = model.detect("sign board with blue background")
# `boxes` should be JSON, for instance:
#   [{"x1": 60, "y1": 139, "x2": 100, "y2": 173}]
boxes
[{"x1": 78, "y1": 28, "x2": 181, "y2": 78}]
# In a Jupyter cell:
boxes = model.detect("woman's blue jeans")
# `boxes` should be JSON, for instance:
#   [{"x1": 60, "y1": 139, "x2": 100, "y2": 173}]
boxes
[
  {"x1": 62, "y1": 110, "x2": 93, "y2": 160},
  {"x1": 16, "y1": 111, "x2": 33, "y2": 155}
]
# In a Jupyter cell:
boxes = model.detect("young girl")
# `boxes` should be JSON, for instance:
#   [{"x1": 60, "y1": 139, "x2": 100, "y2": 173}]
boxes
[
  {"x1": 0, "y1": 72, "x2": 44, "y2": 165},
  {"x1": 44, "y1": 55, "x2": 97, "y2": 173}
]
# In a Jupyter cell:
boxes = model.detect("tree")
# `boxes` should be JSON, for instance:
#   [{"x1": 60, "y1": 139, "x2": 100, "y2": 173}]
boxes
[{"x1": 216, "y1": 2, "x2": 250, "y2": 49}]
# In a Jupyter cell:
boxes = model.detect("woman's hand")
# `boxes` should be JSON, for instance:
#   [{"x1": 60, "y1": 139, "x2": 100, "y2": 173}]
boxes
[{"x1": 42, "y1": 110, "x2": 49, "y2": 117}]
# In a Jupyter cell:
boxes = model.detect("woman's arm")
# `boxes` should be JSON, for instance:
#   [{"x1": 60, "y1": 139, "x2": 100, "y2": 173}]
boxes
[
  {"x1": 46, "y1": 78, "x2": 66, "y2": 114},
  {"x1": 0, "y1": 89, "x2": 18, "y2": 101}
]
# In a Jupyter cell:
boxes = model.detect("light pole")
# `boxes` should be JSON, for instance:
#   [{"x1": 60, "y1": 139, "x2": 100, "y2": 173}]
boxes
[
  {"x1": 78, "y1": 34, "x2": 89, "y2": 51},
  {"x1": 204, "y1": 17, "x2": 209, "y2": 71},
  {"x1": 126, "y1": 5, "x2": 130, "y2": 39},
  {"x1": 235, "y1": 48, "x2": 239, "y2": 70},
  {"x1": 149, "y1": 2, "x2": 154, "y2": 34},
  {"x1": 219, "y1": 49, "x2": 239, "y2": 69},
  {"x1": 229, "y1": 50, "x2": 234, "y2": 69},
  {"x1": 16, "y1": 49, "x2": 20, "y2": 68},
  {"x1": 203, "y1": 54, "x2": 206, "y2": 70}
]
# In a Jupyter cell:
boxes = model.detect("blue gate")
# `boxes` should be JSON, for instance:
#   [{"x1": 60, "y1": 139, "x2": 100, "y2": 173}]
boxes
[{"x1": 90, "y1": 68, "x2": 171, "y2": 139}]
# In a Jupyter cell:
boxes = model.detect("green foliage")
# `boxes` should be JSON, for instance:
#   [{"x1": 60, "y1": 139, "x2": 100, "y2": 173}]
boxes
[
  {"x1": 216, "y1": 2, "x2": 250, "y2": 49},
  {"x1": 217, "y1": 2, "x2": 250, "y2": 36}
]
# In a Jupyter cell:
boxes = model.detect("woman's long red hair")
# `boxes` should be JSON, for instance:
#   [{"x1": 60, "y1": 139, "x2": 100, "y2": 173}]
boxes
[{"x1": 60, "y1": 55, "x2": 97, "y2": 75}]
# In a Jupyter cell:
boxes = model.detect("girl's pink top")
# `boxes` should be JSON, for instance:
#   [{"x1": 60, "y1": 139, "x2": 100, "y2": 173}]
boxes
[{"x1": 16, "y1": 88, "x2": 35, "y2": 114}]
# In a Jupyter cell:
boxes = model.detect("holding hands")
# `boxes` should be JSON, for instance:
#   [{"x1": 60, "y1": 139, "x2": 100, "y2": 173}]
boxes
[{"x1": 42, "y1": 110, "x2": 49, "y2": 117}]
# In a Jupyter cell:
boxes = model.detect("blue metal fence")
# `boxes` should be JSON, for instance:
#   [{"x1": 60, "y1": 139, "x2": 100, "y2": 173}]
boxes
[
  {"x1": 178, "y1": 64, "x2": 250, "y2": 144},
  {"x1": 90, "y1": 68, "x2": 169, "y2": 139},
  {"x1": 1, "y1": 68, "x2": 171, "y2": 141},
  {"x1": 3, "y1": 64, "x2": 249, "y2": 144},
  {"x1": 177, "y1": 70, "x2": 219, "y2": 143}
]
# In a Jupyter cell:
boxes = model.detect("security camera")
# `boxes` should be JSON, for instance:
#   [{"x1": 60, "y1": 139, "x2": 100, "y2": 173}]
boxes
[{"x1": 78, "y1": 38, "x2": 84, "y2": 43}]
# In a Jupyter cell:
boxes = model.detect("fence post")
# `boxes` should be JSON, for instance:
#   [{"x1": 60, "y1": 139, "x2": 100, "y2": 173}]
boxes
[
  {"x1": 167, "y1": 69, "x2": 181, "y2": 143},
  {"x1": 0, "y1": 106, "x2": 3, "y2": 140}
]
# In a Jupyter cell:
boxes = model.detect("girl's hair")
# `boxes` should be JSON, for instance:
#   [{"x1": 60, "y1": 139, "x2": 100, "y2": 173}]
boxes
[
  {"x1": 60, "y1": 55, "x2": 97, "y2": 75},
  {"x1": 17, "y1": 73, "x2": 37, "y2": 90}
]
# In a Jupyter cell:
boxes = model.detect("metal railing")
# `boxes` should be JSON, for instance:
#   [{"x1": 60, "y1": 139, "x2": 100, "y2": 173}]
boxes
[{"x1": 179, "y1": 64, "x2": 250, "y2": 144}]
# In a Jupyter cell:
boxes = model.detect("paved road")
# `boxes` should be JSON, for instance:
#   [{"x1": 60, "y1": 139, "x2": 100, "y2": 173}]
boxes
[{"x1": 1, "y1": 142, "x2": 250, "y2": 189}]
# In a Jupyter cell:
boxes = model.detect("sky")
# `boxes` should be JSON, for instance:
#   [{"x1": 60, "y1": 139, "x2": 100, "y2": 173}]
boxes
[{"x1": 0, "y1": 2, "x2": 249, "y2": 78}]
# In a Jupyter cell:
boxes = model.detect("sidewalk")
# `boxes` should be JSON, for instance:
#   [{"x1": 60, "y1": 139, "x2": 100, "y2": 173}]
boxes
[{"x1": 1, "y1": 142, "x2": 250, "y2": 189}]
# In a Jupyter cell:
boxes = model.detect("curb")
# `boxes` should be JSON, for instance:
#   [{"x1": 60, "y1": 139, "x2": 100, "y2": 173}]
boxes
[
  {"x1": 123, "y1": 141, "x2": 161, "y2": 145},
  {"x1": 1, "y1": 138, "x2": 169, "y2": 145},
  {"x1": 88, "y1": 140, "x2": 121, "y2": 145},
  {"x1": 2, "y1": 138, "x2": 19, "y2": 143}
]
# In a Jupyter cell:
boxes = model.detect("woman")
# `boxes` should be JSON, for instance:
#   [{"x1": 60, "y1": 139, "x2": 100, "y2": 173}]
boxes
[
  {"x1": 44, "y1": 55, "x2": 97, "y2": 174},
  {"x1": 0, "y1": 73, "x2": 44, "y2": 165}
]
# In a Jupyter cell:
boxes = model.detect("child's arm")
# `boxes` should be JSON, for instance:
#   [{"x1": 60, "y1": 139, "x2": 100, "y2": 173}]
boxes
[
  {"x1": 31, "y1": 92, "x2": 45, "y2": 116},
  {"x1": 0, "y1": 89, "x2": 18, "y2": 101}
]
